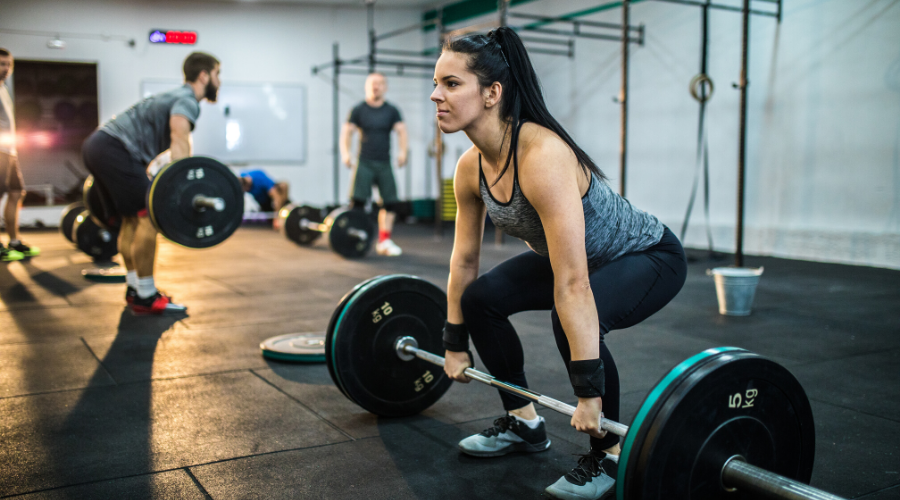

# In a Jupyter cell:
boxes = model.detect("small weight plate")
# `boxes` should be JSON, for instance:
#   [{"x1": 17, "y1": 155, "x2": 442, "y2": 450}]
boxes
[
  {"x1": 82, "y1": 266, "x2": 127, "y2": 283},
  {"x1": 328, "y1": 275, "x2": 451, "y2": 416},
  {"x1": 326, "y1": 207, "x2": 374, "y2": 259},
  {"x1": 619, "y1": 348, "x2": 816, "y2": 500},
  {"x1": 148, "y1": 157, "x2": 244, "y2": 249},
  {"x1": 260, "y1": 332, "x2": 327, "y2": 362},
  {"x1": 73, "y1": 211, "x2": 119, "y2": 262},
  {"x1": 325, "y1": 275, "x2": 385, "y2": 399},
  {"x1": 83, "y1": 176, "x2": 121, "y2": 231},
  {"x1": 280, "y1": 204, "x2": 325, "y2": 246},
  {"x1": 60, "y1": 202, "x2": 85, "y2": 244}
]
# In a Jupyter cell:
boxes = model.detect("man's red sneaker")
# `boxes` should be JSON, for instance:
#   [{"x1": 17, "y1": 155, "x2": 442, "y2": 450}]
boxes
[{"x1": 131, "y1": 291, "x2": 187, "y2": 315}]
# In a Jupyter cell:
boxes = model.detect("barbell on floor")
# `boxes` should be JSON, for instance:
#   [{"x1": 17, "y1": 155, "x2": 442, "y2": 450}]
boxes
[
  {"x1": 147, "y1": 157, "x2": 244, "y2": 248},
  {"x1": 71, "y1": 210, "x2": 119, "y2": 262},
  {"x1": 325, "y1": 274, "x2": 847, "y2": 500},
  {"x1": 279, "y1": 204, "x2": 375, "y2": 259},
  {"x1": 76, "y1": 157, "x2": 244, "y2": 250}
]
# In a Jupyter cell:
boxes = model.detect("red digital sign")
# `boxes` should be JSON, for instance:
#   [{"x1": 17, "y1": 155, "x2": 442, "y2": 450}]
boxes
[{"x1": 149, "y1": 30, "x2": 197, "y2": 45}]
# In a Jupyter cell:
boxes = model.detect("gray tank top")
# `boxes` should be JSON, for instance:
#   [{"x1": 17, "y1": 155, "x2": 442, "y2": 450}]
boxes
[{"x1": 479, "y1": 149, "x2": 664, "y2": 270}]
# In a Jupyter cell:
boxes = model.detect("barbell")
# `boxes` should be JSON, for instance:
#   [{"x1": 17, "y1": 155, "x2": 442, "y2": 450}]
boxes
[
  {"x1": 79, "y1": 157, "x2": 244, "y2": 249},
  {"x1": 325, "y1": 274, "x2": 847, "y2": 500},
  {"x1": 278, "y1": 204, "x2": 375, "y2": 259}
]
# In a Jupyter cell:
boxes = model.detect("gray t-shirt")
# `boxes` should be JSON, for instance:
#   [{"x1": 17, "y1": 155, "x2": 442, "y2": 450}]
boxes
[
  {"x1": 101, "y1": 84, "x2": 200, "y2": 164},
  {"x1": 480, "y1": 155, "x2": 664, "y2": 270},
  {"x1": 348, "y1": 101, "x2": 402, "y2": 161}
]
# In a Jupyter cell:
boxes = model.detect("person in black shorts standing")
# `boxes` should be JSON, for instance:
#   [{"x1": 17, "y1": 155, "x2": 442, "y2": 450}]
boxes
[
  {"x1": 340, "y1": 72, "x2": 408, "y2": 256},
  {"x1": 0, "y1": 47, "x2": 39, "y2": 262},
  {"x1": 81, "y1": 52, "x2": 220, "y2": 314}
]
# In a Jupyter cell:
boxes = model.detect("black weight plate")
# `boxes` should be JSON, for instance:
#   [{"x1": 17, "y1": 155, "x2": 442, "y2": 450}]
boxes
[
  {"x1": 326, "y1": 207, "x2": 374, "y2": 259},
  {"x1": 73, "y1": 211, "x2": 119, "y2": 262},
  {"x1": 620, "y1": 348, "x2": 816, "y2": 500},
  {"x1": 148, "y1": 157, "x2": 243, "y2": 248},
  {"x1": 280, "y1": 204, "x2": 325, "y2": 246},
  {"x1": 260, "y1": 332, "x2": 327, "y2": 363},
  {"x1": 325, "y1": 275, "x2": 385, "y2": 400},
  {"x1": 60, "y1": 202, "x2": 85, "y2": 244},
  {"x1": 328, "y1": 275, "x2": 451, "y2": 416},
  {"x1": 83, "y1": 176, "x2": 121, "y2": 231}
]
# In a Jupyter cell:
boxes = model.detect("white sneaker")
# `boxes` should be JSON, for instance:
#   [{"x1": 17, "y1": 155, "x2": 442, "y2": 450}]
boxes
[{"x1": 376, "y1": 238, "x2": 402, "y2": 256}]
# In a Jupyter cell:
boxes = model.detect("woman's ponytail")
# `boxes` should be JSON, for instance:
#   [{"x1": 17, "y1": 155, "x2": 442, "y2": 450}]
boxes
[{"x1": 446, "y1": 27, "x2": 606, "y2": 182}]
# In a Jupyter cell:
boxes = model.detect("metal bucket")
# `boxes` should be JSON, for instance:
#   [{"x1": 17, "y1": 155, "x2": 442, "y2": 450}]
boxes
[{"x1": 707, "y1": 267, "x2": 764, "y2": 316}]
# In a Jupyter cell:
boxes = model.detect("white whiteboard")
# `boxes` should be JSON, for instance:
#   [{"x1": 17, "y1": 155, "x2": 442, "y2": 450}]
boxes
[{"x1": 141, "y1": 80, "x2": 306, "y2": 164}]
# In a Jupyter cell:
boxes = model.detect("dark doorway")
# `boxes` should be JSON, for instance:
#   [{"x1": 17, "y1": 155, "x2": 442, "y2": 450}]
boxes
[{"x1": 12, "y1": 60, "x2": 98, "y2": 205}]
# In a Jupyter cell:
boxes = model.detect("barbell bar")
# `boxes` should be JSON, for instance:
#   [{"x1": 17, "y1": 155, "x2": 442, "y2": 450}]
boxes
[
  {"x1": 393, "y1": 337, "x2": 845, "y2": 500},
  {"x1": 325, "y1": 275, "x2": 847, "y2": 500},
  {"x1": 298, "y1": 217, "x2": 369, "y2": 242},
  {"x1": 192, "y1": 194, "x2": 226, "y2": 212}
]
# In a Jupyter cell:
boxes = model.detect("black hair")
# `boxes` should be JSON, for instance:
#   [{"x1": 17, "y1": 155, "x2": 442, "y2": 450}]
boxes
[
  {"x1": 443, "y1": 27, "x2": 605, "y2": 183},
  {"x1": 0, "y1": 48, "x2": 10, "y2": 57},
  {"x1": 183, "y1": 52, "x2": 219, "y2": 83}
]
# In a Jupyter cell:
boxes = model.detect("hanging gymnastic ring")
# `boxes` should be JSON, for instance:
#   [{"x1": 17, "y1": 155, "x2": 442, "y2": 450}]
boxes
[{"x1": 690, "y1": 73, "x2": 714, "y2": 102}]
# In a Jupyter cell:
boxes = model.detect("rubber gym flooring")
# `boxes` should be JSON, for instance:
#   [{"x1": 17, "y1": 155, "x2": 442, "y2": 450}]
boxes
[{"x1": 0, "y1": 223, "x2": 898, "y2": 499}]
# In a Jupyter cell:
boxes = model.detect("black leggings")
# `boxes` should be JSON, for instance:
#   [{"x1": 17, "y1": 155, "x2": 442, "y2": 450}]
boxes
[{"x1": 460, "y1": 227, "x2": 687, "y2": 451}]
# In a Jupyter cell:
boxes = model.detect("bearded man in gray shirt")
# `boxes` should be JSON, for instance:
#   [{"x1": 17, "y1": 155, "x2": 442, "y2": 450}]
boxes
[{"x1": 82, "y1": 52, "x2": 220, "y2": 314}]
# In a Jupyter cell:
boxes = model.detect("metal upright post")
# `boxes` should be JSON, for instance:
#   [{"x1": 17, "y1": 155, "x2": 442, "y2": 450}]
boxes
[
  {"x1": 619, "y1": 0, "x2": 630, "y2": 197},
  {"x1": 735, "y1": 0, "x2": 750, "y2": 267},
  {"x1": 495, "y1": 0, "x2": 510, "y2": 246},
  {"x1": 333, "y1": 42, "x2": 341, "y2": 206},
  {"x1": 434, "y1": 118, "x2": 443, "y2": 239},
  {"x1": 434, "y1": 12, "x2": 444, "y2": 239},
  {"x1": 367, "y1": 0, "x2": 376, "y2": 73}
]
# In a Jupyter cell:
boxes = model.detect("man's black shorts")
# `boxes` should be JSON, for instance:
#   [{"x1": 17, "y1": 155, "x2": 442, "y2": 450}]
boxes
[{"x1": 82, "y1": 130, "x2": 150, "y2": 217}]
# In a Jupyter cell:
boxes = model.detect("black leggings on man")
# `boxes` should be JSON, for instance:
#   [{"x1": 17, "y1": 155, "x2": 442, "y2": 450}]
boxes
[{"x1": 460, "y1": 227, "x2": 687, "y2": 452}]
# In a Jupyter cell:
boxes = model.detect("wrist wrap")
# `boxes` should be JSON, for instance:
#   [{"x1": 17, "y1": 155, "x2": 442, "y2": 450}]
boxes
[
  {"x1": 442, "y1": 321, "x2": 470, "y2": 352},
  {"x1": 569, "y1": 358, "x2": 605, "y2": 398}
]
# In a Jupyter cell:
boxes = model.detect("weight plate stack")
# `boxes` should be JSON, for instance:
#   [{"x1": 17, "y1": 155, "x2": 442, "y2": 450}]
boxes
[
  {"x1": 60, "y1": 202, "x2": 85, "y2": 244},
  {"x1": 73, "y1": 211, "x2": 119, "y2": 262},
  {"x1": 83, "y1": 175, "x2": 121, "y2": 231},
  {"x1": 260, "y1": 332, "x2": 327, "y2": 362}
]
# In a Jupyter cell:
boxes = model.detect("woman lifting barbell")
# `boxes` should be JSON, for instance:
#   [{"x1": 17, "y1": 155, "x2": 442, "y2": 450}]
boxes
[{"x1": 433, "y1": 27, "x2": 688, "y2": 499}]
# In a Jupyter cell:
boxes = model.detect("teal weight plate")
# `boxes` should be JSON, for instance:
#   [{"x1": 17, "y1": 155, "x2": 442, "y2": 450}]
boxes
[
  {"x1": 616, "y1": 347, "x2": 745, "y2": 500},
  {"x1": 325, "y1": 275, "x2": 387, "y2": 400}
]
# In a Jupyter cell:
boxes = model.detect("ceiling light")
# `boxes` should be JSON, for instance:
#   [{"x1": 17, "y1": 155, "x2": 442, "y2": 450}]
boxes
[{"x1": 47, "y1": 36, "x2": 66, "y2": 49}]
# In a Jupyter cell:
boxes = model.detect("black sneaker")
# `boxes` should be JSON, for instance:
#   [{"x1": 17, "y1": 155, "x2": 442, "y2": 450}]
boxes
[
  {"x1": 8, "y1": 241, "x2": 40, "y2": 257},
  {"x1": 125, "y1": 286, "x2": 137, "y2": 304},
  {"x1": 458, "y1": 414, "x2": 551, "y2": 457},
  {"x1": 545, "y1": 451, "x2": 618, "y2": 500}
]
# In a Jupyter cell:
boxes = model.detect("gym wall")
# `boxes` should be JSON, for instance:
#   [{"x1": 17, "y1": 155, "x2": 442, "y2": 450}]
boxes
[
  {"x1": 1, "y1": 0, "x2": 433, "y2": 209},
  {"x1": 453, "y1": 0, "x2": 899, "y2": 269},
  {"x1": 3, "y1": 0, "x2": 898, "y2": 269}
]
